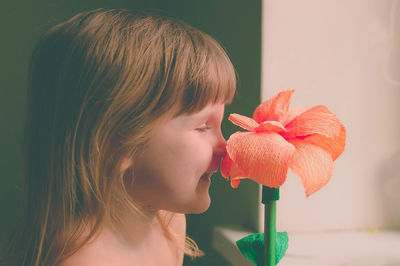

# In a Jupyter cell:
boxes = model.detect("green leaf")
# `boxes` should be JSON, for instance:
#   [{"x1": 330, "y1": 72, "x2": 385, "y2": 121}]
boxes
[
  {"x1": 236, "y1": 233, "x2": 264, "y2": 265},
  {"x1": 275, "y1": 232, "x2": 289, "y2": 263},
  {"x1": 235, "y1": 232, "x2": 289, "y2": 265}
]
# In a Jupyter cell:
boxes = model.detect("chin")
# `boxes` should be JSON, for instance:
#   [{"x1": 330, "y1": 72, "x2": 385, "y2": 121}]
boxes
[{"x1": 187, "y1": 195, "x2": 211, "y2": 214}]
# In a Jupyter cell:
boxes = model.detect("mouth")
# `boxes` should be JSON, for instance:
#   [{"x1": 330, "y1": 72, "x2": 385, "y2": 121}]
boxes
[{"x1": 200, "y1": 171, "x2": 216, "y2": 181}]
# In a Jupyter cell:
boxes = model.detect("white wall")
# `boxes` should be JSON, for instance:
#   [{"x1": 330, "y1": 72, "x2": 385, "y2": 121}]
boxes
[{"x1": 262, "y1": 0, "x2": 400, "y2": 232}]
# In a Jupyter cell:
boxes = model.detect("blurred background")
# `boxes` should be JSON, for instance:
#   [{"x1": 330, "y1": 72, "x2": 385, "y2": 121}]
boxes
[
  {"x1": 263, "y1": 0, "x2": 400, "y2": 233},
  {"x1": 0, "y1": 1, "x2": 261, "y2": 266},
  {"x1": 261, "y1": 1, "x2": 400, "y2": 264}
]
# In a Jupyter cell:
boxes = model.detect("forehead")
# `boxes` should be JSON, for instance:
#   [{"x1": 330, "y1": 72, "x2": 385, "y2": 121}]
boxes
[
  {"x1": 157, "y1": 103, "x2": 225, "y2": 130},
  {"x1": 178, "y1": 103, "x2": 225, "y2": 122}
]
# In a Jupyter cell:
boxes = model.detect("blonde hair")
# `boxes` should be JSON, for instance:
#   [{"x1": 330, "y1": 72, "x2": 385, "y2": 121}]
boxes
[{"x1": 12, "y1": 8, "x2": 235, "y2": 266}]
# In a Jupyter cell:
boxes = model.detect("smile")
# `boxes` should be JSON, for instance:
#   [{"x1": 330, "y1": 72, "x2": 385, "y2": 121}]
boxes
[{"x1": 200, "y1": 171, "x2": 216, "y2": 182}]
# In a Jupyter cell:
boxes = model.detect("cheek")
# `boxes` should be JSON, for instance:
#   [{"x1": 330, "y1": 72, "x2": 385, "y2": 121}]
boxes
[
  {"x1": 180, "y1": 133, "x2": 214, "y2": 165},
  {"x1": 134, "y1": 135, "x2": 200, "y2": 183},
  {"x1": 127, "y1": 134, "x2": 213, "y2": 212},
  {"x1": 133, "y1": 132, "x2": 214, "y2": 188}
]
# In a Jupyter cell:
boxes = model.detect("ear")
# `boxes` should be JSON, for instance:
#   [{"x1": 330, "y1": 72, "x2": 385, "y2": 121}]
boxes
[
  {"x1": 121, "y1": 157, "x2": 135, "y2": 187},
  {"x1": 120, "y1": 157, "x2": 133, "y2": 174}
]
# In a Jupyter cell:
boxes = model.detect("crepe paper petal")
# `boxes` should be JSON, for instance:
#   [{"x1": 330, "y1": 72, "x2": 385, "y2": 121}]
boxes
[
  {"x1": 255, "y1": 121, "x2": 287, "y2": 133},
  {"x1": 303, "y1": 124, "x2": 346, "y2": 161},
  {"x1": 281, "y1": 105, "x2": 342, "y2": 139},
  {"x1": 230, "y1": 178, "x2": 241, "y2": 188},
  {"x1": 229, "y1": 113, "x2": 259, "y2": 131},
  {"x1": 288, "y1": 139, "x2": 334, "y2": 197},
  {"x1": 221, "y1": 90, "x2": 346, "y2": 196},
  {"x1": 236, "y1": 232, "x2": 288, "y2": 265},
  {"x1": 220, "y1": 153, "x2": 232, "y2": 181},
  {"x1": 226, "y1": 132, "x2": 295, "y2": 188},
  {"x1": 280, "y1": 106, "x2": 309, "y2": 126},
  {"x1": 253, "y1": 90, "x2": 294, "y2": 124},
  {"x1": 230, "y1": 165, "x2": 248, "y2": 180},
  {"x1": 221, "y1": 153, "x2": 248, "y2": 188}
]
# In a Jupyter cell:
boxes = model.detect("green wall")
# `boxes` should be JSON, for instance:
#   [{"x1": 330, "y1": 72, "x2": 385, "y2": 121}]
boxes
[{"x1": 0, "y1": 1, "x2": 261, "y2": 265}]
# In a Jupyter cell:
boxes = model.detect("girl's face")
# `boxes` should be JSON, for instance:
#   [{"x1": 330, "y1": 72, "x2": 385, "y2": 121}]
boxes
[{"x1": 128, "y1": 103, "x2": 226, "y2": 214}]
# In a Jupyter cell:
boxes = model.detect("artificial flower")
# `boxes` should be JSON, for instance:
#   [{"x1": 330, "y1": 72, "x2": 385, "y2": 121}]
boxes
[{"x1": 221, "y1": 90, "x2": 346, "y2": 197}]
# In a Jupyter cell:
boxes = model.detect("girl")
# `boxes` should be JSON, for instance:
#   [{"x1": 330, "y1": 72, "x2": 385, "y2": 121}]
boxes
[{"x1": 10, "y1": 8, "x2": 236, "y2": 266}]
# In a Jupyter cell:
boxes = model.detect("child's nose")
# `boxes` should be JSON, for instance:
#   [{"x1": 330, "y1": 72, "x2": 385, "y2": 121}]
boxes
[
  {"x1": 210, "y1": 133, "x2": 226, "y2": 172},
  {"x1": 214, "y1": 131, "x2": 227, "y2": 156}
]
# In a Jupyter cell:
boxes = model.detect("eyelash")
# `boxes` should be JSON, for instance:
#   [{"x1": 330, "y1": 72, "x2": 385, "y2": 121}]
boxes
[{"x1": 196, "y1": 125, "x2": 212, "y2": 132}]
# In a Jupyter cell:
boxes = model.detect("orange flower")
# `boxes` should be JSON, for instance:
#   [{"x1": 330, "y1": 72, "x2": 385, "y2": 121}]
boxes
[{"x1": 221, "y1": 90, "x2": 346, "y2": 197}]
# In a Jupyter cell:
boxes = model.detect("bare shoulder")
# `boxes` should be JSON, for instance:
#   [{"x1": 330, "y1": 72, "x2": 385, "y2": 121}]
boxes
[
  {"x1": 59, "y1": 214, "x2": 186, "y2": 266},
  {"x1": 58, "y1": 228, "x2": 126, "y2": 266},
  {"x1": 59, "y1": 248, "x2": 105, "y2": 266},
  {"x1": 59, "y1": 247, "x2": 122, "y2": 266}
]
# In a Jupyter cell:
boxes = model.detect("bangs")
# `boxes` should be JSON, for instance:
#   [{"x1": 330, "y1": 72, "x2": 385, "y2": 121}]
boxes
[{"x1": 175, "y1": 31, "x2": 236, "y2": 115}]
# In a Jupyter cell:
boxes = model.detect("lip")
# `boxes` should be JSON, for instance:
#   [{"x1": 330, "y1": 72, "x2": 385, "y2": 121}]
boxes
[
  {"x1": 200, "y1": 173, "x2": 210, "y2": 180},
  {"x1": 200, "y1": 172, "x2": 215, "y2": 181},
  {"x1": 200, "y1": 172, "x2": 212, "y2": 180}
]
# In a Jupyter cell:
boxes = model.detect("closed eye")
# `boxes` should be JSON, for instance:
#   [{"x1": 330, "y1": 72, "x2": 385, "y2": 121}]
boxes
[{"x1": 196, "y1": 124, "x2": 212, "y2": 132}]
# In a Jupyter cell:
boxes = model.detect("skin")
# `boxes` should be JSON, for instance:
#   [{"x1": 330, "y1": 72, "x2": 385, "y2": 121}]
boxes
[
  {"x1": 129, "y1": 102, "x2": 227, "y2": 214},
  {"x1": 60, "y1": 211, "x2": 186, "y2": 266},
  {"x1": 60, "y1": 103, "x2": 227, "y2": 266}
]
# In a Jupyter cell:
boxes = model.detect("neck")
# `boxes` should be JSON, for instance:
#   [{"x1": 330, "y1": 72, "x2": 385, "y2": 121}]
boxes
[{"x1": 106, "y1": 203, "x2": 162, "y2": 248}]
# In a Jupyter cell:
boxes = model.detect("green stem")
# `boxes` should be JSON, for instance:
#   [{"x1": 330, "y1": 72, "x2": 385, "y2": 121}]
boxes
[
  {"x1": 262, "y1": 186, "x2": 279, "y2": 266},
  {"x1": 264, "y1": 200, "x2": 276, "y2": 266}
]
